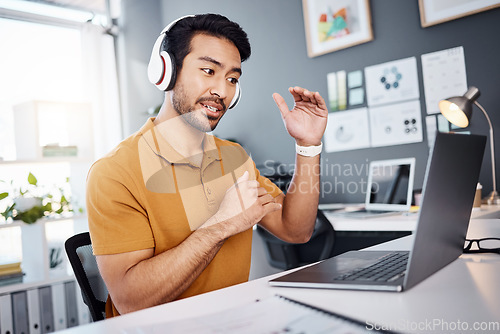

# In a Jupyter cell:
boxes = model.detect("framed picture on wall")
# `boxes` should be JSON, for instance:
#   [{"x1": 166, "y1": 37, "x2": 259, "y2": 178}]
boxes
[
  {"x1": 302, "y1": 0, "x2": 373, "y2": 58},
  {"x1": 419, "y1": 0, "x2": 500, "y2": 27}
]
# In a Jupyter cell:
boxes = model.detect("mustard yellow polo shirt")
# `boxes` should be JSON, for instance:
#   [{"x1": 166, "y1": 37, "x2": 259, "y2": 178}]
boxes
[{"x1": 86, "y1": 118, "x2": 281, "y2": 317}]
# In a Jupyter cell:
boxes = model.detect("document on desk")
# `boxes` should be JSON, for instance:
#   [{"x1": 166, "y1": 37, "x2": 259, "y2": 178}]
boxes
[{"x1": 122, "y1": 295, "x2": 390, "y2": 333}]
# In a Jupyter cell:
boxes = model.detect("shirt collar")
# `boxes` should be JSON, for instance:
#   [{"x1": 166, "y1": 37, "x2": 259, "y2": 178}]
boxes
[{"x1": 139, "y1": 117, "x2": 222, "y2": 167}]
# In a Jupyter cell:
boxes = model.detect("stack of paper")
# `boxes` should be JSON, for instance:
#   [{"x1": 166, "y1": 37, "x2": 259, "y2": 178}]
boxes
[{"x1": 0, "y1": 261, "x2": 24, "y2": 286}]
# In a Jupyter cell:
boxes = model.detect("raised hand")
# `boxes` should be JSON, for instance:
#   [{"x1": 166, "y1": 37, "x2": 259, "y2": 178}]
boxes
[{"x1": 273, "y1": 86, "x2": 328, "y2": 146}]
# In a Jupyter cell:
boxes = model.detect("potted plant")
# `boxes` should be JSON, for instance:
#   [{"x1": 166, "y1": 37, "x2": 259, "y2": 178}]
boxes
[{"x1": 0, "y1": 172, "x2": 75, "y2": 224}]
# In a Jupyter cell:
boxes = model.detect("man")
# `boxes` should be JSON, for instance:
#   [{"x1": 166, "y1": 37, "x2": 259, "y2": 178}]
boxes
[{"x1": 86, "y1": 13, "x2": 328, "y2": 318}]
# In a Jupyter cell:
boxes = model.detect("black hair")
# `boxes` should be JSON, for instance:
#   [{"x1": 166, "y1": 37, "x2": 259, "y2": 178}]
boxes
[{"x1": 162, "y1": 13, "x2": 251, "y2": 74}]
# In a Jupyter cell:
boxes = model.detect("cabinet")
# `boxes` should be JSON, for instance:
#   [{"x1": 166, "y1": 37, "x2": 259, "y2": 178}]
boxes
[
  {"x1": 0, "y1": 280, "x2": 90, "y2": 334},
  {"x1": 0, "y1": 217, "x2": 91, "y2": 333}
]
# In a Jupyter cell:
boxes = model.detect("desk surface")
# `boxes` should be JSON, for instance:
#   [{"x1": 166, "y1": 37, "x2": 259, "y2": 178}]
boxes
[
  {"x1": 56, "y1": 219, "x2": 500, "y2": 333},
  {"x1": 320, "y1": 204, "x2": 500, "y2": 231}
]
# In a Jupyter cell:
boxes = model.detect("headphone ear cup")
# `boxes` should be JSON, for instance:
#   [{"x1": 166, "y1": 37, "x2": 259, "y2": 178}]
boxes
[
  {"x1": 155, "y1": 51, "x2": 176, "y2": 91},
  {"x1": 150, "y1": 15, "x2": 196, "y2": 91},
  {"x1": 229, "y1": 82, "x2": 241, "y2": 109},
  {"x1": 147, "y1": 34, "x2": 166, "y2": 86}
]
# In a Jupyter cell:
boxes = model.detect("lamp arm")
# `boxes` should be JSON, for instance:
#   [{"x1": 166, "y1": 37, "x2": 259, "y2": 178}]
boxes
[{"x1": 474, "y1": 101, "x2": 497, "y2": 194}]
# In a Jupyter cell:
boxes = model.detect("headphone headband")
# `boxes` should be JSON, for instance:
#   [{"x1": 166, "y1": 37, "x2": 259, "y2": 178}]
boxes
[{"x1": 160, "y1": 14, "x2": 194, "y2": 35}]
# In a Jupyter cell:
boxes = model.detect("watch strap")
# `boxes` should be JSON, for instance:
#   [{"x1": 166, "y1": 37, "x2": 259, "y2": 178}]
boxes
[{"x1": 295, "y1": 142, "x2": 323, "y2": 157}]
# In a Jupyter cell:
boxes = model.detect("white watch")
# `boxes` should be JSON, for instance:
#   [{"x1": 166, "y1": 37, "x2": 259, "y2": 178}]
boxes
[{"x1": 295, "y1": 142, "x2": 323, "y2": 157}]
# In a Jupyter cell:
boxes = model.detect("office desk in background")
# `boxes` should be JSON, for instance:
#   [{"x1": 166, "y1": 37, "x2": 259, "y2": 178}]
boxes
[
  {"x1": 55, "y1": 219, "x2": 500, "y2": 334},
  {"x1": 319, "y1": 204, "x2": 500, "y2": 231},
  {"x1": 319, "y1": 204, "x2": 500, "y2": 256}
]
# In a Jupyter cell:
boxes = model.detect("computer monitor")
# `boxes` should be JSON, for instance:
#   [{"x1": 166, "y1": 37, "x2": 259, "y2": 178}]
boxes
[{"x1": 365, "y1": 158, "x2": 415, "y2": 212}]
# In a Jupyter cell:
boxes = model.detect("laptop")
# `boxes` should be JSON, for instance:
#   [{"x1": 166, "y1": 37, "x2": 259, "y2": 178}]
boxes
[
  {"x1": 270, "y1": 132, "x2": 486, "y2": 292},
  {"x1": 330, "y1": 158, "x2": 416, "y2": 218}
]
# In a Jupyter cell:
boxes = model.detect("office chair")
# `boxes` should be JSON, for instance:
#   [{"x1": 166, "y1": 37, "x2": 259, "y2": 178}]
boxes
[
  {"x1": 256, "y1": 210, "x2": 335, "y2": 270},
  {"x1": 255, "y1": 162, "x2": 335, "y2": 270},
  {"x1": 65, "y1": 232, "x2": 108, "y2": 322}
]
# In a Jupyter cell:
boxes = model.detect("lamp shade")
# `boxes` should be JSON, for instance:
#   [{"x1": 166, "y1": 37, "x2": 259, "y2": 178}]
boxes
[
  {"x1": 439, "y1": 86, "x2": 499, "y2": 205},
  {"x1": 438, "y1": 86, "x2": 481, "y2": 128}
]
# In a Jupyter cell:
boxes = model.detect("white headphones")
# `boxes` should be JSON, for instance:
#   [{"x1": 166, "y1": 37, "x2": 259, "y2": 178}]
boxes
[{"x1": 147, "y1": 15, "x2": 241, "y2": 109}]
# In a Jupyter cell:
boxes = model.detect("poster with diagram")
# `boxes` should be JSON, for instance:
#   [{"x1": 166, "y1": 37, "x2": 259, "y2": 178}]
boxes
[
  {"x1": 324, "y1": 108, "x2": 370, "y2": 152},
  {"x1": 365, "y1": 57, "x2": 420, "y2": 107},
  {"x1": 421, "y1": 46, "x2": 468, "y2": 114},
  {"x1": 369, "y1": 100, "x2": 423, "y2": 147}
]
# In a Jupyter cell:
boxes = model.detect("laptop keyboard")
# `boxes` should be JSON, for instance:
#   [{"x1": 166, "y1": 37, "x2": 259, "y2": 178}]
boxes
[{"x1": 334, "y1": 252, "x2": 409, "y2": 282}]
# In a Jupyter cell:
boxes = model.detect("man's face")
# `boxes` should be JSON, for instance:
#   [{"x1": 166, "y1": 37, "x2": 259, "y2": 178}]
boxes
[{"x1": 171, "y1": 33, "x2": 242, "y2": 132}]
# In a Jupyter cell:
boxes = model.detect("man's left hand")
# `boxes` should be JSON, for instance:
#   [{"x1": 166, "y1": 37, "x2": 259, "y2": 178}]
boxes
[{"x1": 273, "y1": 86, "x2": 328, "y2": 146}]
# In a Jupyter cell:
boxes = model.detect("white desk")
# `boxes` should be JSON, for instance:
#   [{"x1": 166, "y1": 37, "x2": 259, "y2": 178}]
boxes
[
  {"x1": 320, "y1": 204, "x2": 500, "y2": 231},
  {"x1": 55, "y1": 219, "x2": 500, "y2": 333}
]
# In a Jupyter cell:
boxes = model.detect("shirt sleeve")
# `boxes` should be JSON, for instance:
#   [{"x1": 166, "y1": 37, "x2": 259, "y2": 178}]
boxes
[
  {"x1": 254, "y1": 162, "x2": 283, "y2": 199},
  {"x1": 86, "y1": 158, "x2": 155, "y2": 255}
]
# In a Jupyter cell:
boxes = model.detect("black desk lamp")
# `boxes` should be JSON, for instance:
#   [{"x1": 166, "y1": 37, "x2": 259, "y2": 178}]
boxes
[{"x1": 438, "y1": 86, "x2": 499, "y2": 205}]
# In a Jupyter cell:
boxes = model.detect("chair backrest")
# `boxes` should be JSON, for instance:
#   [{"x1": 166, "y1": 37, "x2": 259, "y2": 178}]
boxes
[
  {"x1": 64, "y1": 232, "x2": 107, "y2": 321},
  {"x1": 256, "y1": 210, "x2": 335, "y2": 270}
]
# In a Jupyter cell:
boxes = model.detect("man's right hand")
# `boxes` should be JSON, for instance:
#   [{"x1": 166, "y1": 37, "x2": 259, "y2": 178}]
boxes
[{"x1": 201, "y1": 171, "x2": 282, "y2": 236}]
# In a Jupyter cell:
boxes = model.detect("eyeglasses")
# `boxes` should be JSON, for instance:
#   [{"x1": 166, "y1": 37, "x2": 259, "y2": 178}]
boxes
[{"x1": 463, "y1": 238, "x2": 500, "y2": 254}]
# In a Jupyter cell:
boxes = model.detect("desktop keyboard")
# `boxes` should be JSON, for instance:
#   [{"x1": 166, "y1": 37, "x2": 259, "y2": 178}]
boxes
[{"x1": 334, "y1": 252, "x2": 408, "y2": 282}]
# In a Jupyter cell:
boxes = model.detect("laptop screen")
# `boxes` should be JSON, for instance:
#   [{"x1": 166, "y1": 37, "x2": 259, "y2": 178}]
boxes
[{"x1": 365, "y1": 158, "x2": 415, "y2": 211}]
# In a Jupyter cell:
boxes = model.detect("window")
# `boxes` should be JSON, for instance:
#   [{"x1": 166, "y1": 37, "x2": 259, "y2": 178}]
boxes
[
  {"x1": 0, "y1": 1, "x2": 121, "y2": 282},
  {"x1": 0, "y1": 17, "x2": 84, "y2": 160}
]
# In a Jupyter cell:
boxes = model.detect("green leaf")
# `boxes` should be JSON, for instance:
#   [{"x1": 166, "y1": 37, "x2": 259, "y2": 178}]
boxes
[
  {"x1": 0, "y1": 192, "x2": 8, "y2": 200},
  {"x1": 17, "y1": 205, "x2": 45, "y2": 224},
  {"x1": 1, "y1": 203, "x2": 15, "y2": 219},
  {"x1": 27, "y1": 172, "x2": 38, "y2": 186}
]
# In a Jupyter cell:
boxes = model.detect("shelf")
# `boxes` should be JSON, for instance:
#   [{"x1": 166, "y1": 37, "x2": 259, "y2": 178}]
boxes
[
  {"x1": 0, "y1": 214, "x2": 86, "y2": 230},
  {"x1": 0, "y1": 273, "x2": 75, "y2": 295},
  {"x1": 13, "y1": 100, "x2": 94, "y2": 161},
  {"x1": 0, "y1": 215, "x2": 88, "y2": 295},
  {"x1": 0, "y1": 158, "x2": 91, "y2": 165},
  {"x1": 0, "y1": 100, "x2": 93, "y2": 326}
]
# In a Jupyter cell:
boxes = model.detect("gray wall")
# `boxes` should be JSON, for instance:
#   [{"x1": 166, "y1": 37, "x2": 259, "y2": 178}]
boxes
[
  {"x1": 116, "y1": 0, "x2": 163, "y2": 135},
  {"x1": 117, "y1": 0, "x2": 500, "y2": 203}
]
